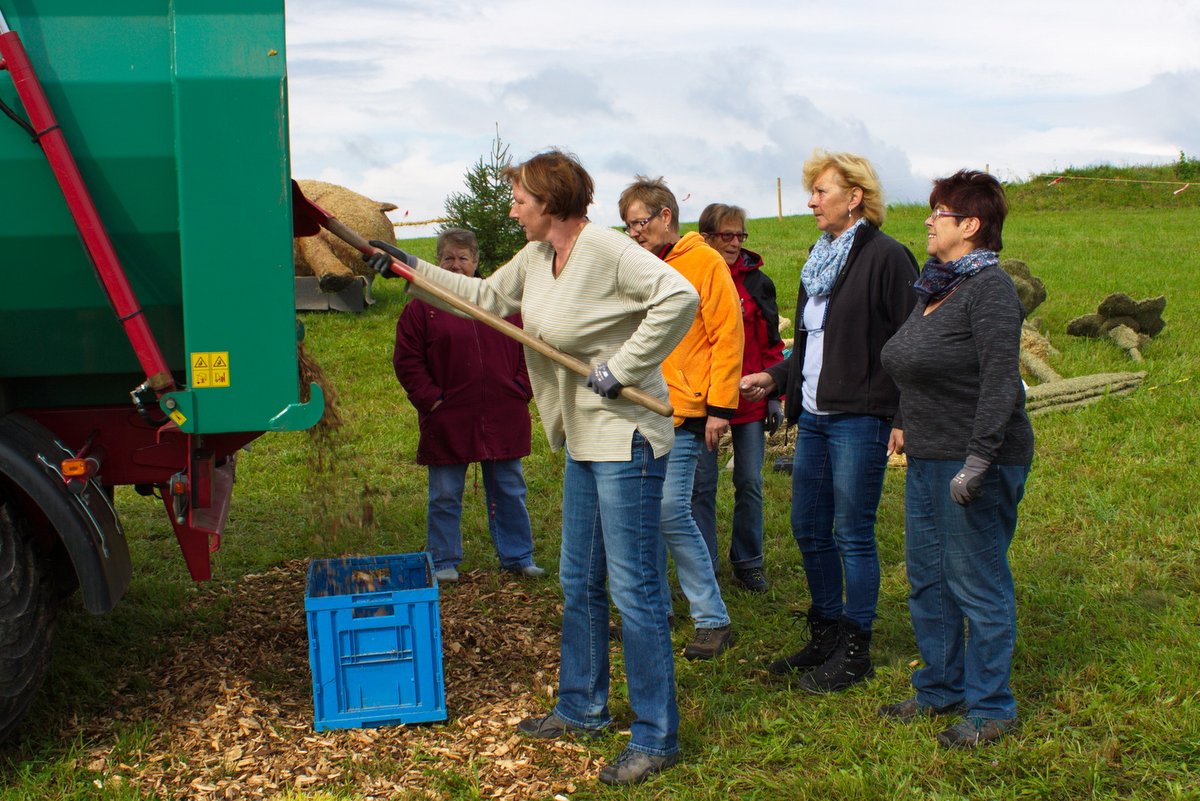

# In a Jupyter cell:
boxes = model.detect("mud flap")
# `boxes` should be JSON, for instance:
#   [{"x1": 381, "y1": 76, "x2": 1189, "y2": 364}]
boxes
[{"x1": 0, "y1": 413, "x2": 131, "y2": 614}]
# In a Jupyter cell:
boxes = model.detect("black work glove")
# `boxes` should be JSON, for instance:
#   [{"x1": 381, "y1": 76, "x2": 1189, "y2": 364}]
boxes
[
  {"x1": 362, "y1": 239, "x2": 416, "y2": 277},
  {"x1": 765, "y1": 399, "x2": 783, "y2": 434},
  {"x1": 949, "y1": 455, "x2": 990, "y2": 506},
  {"x1": 586, "y1": 362, "x2": 623, "y2": 399}
]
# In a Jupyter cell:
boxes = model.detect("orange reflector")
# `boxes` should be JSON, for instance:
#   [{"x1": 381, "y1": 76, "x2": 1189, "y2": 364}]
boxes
[
  {"x1": 172, "y1": 479, "x2": 188, "y2": 495},
  {"x1": 61, "y1": 458, "x2": 88, "y2": 477}
]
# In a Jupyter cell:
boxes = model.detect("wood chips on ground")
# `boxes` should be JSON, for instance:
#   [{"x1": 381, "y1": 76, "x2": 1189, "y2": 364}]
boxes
[{"x1": 65, "y1": 561, "x2": 589, "y2": 800}]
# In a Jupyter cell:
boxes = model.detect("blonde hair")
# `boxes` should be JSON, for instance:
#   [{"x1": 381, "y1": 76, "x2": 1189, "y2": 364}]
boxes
[{"x1": 802, "y1": 149, "x2": 886, "y2": 227}]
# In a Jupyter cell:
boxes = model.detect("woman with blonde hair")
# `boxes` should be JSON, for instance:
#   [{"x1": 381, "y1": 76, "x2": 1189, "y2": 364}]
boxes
[{"x1": 741, "y1": 149, "x2": 917, "y2": 693}]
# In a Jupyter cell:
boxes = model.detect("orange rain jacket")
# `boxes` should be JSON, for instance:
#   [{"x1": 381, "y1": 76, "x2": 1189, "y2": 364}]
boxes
[{"x1": 660, "y1": 231, "x2": 745, "y2": 427}]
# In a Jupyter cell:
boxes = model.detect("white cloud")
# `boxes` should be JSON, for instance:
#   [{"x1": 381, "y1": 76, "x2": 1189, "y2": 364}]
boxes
[{"x1": 284, "y1": 0, "x2": 1200, "y2": 237}]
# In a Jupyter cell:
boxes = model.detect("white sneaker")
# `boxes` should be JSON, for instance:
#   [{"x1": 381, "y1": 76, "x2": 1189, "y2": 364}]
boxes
[{"x1": 434, "y1": 567, "x2": 459, "y2": 583}]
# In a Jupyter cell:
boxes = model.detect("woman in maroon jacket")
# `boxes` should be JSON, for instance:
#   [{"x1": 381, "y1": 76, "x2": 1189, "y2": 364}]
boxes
[
  {"x1": 393, "y1": 229, "x2": 544, "y2": 583},
  {"x1": 692, "y1": 203, "x2": 786, "y2": 594}
]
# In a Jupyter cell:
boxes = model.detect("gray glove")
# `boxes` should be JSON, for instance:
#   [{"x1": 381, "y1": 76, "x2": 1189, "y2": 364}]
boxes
[
  {"x1": 363, "y1": 239, "x2": 417, "y2": 277},
  {"x1": 765, "y1": 399, "x2": 783, "y2": 434},
  {"x1": 586, "y1": 362, "x2": 623, "y2": 399},
  {"x1": 949, "y1": 455, "x2": 990, "y2": 506}
]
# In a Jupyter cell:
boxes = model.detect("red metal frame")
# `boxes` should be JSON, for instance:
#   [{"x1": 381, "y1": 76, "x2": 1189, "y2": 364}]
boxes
[{"x1": 25, "y1": 406, "x2": 261, "y2": 580}]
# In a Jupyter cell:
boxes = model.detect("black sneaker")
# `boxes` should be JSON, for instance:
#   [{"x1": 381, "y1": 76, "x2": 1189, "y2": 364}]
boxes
[
  {"x1": 598, "y1": 746, "x2": 681, "y2": 786},
  {"x1": 517, "y1": 712, "x2": 604, "y2": 740},
  {"x1": 732, "y1": 567, "x2": 769, "y2": 593},
  {"x1": 683, "y1": 625, "x2": 733, "y2": 660},
  {"x1": 878, "y1": 696, "x2": 967, "y2": 723},
  {"x1": 937, "y1": 716, "x2": 1016, "y2": 748}
]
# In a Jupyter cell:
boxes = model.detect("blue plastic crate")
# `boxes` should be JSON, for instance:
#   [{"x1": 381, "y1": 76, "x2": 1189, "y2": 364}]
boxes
[{"x1": 305, "y1": 552, "x2": 446, "y2": 731}]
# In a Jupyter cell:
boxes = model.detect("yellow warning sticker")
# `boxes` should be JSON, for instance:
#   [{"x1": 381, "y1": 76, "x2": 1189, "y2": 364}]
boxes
[
  {"x1": 189, "y1": 352, "x2": 232, "y2": 389},
  {"x1": 168, "y1": 409, "x2": 188, "y2": 426}
]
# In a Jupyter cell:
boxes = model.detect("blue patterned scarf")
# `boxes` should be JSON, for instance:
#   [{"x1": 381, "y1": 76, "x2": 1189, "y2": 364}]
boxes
[
  {"x1": 912, "y1": 249, "x2": 999, "y2": 300},
  {"x1": 801, "y1": 217, "x2": 866, "y2": 297}
]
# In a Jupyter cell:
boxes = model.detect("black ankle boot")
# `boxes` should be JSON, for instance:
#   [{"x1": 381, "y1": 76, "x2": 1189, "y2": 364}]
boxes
[
  {"x1": 767, "y1": 609, "x2": 840, "y2": 675},
  {"x1": 798, "y1": 617, "x2": 874, "y2": 693}
]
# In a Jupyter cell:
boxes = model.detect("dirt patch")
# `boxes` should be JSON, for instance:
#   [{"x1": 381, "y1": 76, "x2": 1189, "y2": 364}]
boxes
[{"x1": 70, "y1": 562, "x2": 590, "y2": 800}]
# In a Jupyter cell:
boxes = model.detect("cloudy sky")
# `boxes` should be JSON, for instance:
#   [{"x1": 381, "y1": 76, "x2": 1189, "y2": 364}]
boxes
[{"x1": 284, "y1": 0, "x2": 1200, "y2": 238}]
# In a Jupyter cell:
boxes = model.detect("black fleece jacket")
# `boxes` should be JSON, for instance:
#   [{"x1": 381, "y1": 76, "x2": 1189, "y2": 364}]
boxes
[{"x1": 766, "y1": 223, "x2": 918, "y2": 424}]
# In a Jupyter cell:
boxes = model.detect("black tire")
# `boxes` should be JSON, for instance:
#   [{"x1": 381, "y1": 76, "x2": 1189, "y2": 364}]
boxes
[{"x1": 0, "y1": 500, "x2": 59, "y2": 743}]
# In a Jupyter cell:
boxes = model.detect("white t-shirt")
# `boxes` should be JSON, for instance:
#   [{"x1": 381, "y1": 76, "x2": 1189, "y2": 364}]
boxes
[{"x1": 801, "y1": 294, "x2": 837, "y2": 416}]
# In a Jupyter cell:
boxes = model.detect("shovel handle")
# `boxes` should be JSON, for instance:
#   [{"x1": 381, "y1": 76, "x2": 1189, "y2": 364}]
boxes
[{"x1": 313, "y1": 215, "x2": 673, "y2": 418}]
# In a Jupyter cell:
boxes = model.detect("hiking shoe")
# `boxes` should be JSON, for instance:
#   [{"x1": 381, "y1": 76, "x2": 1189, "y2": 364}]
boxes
[
  {"x1": 732, "y1": 567, "x2": 769, "y2": 593},
  {"x1": 505, "y1": 564, "x2": 547, "y2": 578},
  {"x1": 683, "y1": 625, "x2": 733, "y2": 660},
  {"x1": 434, "y1": 567, "x2": 459, "y2": 583},
  {"x1": 767, "y1": 609, "x2": 839, "y2": 675},
  {"x1": 598, "y1": 746, "x2": 681, "y2": 786},
  {"x1": 937, "y1": 716, "x2": 1016, "y2": 749},
  {"x1": 517, "y1": 712, "x2": 604, "y2": 740},
  {"x1": 878, "y1": 696, "x2": 967, "y2": 723},
  {"x1": 797, "y1": 618, "x2": 874, "y2": 694}
]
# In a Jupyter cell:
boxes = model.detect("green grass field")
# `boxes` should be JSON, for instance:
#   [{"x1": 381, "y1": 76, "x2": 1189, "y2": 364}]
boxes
[{"x1": 3, "y1": 171, "x2": 1198, "y2": 800}]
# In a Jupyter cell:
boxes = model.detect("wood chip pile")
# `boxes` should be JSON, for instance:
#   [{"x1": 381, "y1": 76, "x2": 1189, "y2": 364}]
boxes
[{"x1": 68, "y1": 561, "x2": 594, "y2": 800}]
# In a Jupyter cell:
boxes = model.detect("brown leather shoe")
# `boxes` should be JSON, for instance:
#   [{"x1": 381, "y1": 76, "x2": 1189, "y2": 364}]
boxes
[
  {"x1": 683, "y1": 625, "x2": 733, "y2": 660},
  {"x1": 598, "y1": 746, "x2": 681, "y2": 785}
]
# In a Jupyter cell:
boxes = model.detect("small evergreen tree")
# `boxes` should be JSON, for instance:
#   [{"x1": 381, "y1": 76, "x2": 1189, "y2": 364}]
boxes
[
  {"x1": 1176, "y1": 150, "x2": 1199, "y2": 182},
  {"x1": 441, "y1": 129, "x2": 526, "y2": 276}
]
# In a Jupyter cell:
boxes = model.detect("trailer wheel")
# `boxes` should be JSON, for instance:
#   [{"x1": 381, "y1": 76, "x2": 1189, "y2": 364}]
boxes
[{"x1": 0, "y1": 500, "x2": 59, "y2": 742}]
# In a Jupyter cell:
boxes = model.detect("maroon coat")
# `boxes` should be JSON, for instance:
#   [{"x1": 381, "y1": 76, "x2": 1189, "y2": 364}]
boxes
[{"x1": 393, "y1": 299, "x2": 533, "y2": 466}]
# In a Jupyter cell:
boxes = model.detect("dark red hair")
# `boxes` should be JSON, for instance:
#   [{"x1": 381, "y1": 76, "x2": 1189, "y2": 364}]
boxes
[{"x1": 929, "y1": 170, "x2": 1008, "y2": 252}]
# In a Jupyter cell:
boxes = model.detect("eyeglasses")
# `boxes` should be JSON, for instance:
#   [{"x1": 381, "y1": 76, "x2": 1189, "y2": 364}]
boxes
[
  {"x1": 624, "y1": 209, "x2": 660, "y2": 235},
  {"x1": 706, "y1": 231, "x2": 749, "y2": 243},
  {"x1": 929, "y1": 209, "x2": 967, "y2": 220}
]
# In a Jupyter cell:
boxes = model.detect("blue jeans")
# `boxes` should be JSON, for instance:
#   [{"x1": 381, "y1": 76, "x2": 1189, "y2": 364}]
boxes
[
  {"x1": 426, "y1": 460, "x2": 535, "y2": 571},
  {"x1": 791, "y1": 410, "x2": 889, "y2": 630},
  {"x1": 662, "y1": 429, "x2": 730, "y2": 629},
  {"x1": 693, "y1": 420, "x2": 766, "y2": 572},
  {"x1": 905, "y1": 456, "x2": 1028, "y2": 721},
  {"x1": 555, "y1": 433, "x2": 678, "y2": 756}
]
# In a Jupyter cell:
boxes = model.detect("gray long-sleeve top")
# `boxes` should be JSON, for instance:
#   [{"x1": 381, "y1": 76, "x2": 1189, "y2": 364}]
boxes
[{"x1": 880, "y1": 266, "x2": 1034, "y2": 466}]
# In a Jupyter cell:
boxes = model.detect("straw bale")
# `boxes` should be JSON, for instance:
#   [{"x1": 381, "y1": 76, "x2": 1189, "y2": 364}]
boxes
[{"x1": 294, "y1": 180, "x2": 398, "y2": 293}]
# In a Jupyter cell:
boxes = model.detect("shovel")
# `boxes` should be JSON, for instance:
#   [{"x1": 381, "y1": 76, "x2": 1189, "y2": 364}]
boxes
[{"x1": 291, "y1": 181, "x2": 673, "y2": 418}]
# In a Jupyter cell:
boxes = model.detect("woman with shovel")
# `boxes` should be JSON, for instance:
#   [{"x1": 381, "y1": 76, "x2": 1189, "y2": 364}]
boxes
[{"x1": 366, "y1": 149, "x2": 697, "y2": 786}]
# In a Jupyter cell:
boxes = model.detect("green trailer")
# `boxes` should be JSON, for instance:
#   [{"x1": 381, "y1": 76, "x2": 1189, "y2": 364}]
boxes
[{"x1": 0, "y1": 0, "x2": 322, "y2": 740}]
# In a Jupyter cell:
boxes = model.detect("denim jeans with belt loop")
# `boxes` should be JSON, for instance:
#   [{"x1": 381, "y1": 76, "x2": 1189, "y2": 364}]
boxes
[
  {"x1": 692, "y1": 419, "x2": 767, "y2": 572},
  {"x1": 553, "y1": 432, "x2": 679, "y2": 756},
  {"x1": 661, "y1": 428, "x2": 730, "y2": 629},
  {"x1": 425, "y1": 459, "x2": 536, "y2": 572},
  {"x1": 790, "y1": 409, "x2": 890, "y2": 630},
  {"x1": 904, "y1": 456, "x2": 1028, "y2": 721}
]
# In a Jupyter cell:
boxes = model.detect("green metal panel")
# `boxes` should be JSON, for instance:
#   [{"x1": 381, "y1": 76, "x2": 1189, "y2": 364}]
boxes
[{"x1": 0, "y1": 0, "x2": 321, "y2": 432}]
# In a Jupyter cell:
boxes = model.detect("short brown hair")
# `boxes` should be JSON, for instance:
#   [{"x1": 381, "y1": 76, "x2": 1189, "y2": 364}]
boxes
[
  {"x1": 501, "y1": 149, "x2": 593, "y2": 220},
  {"x1": 618, "y1": 176, "x2": 680, "y2": 232},
  {"x1": 802, "y1": 149, "x2": 887, "y2": 227},
  {"x1": 698, "y1": 203, "x2": 747, "y2": 235},
  {"x1": 928, "y1": 170, "x2": 1008, "y2": 252},
  {"x1": 435, "y1": 228, "x2": 479, "y2": 261}
]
